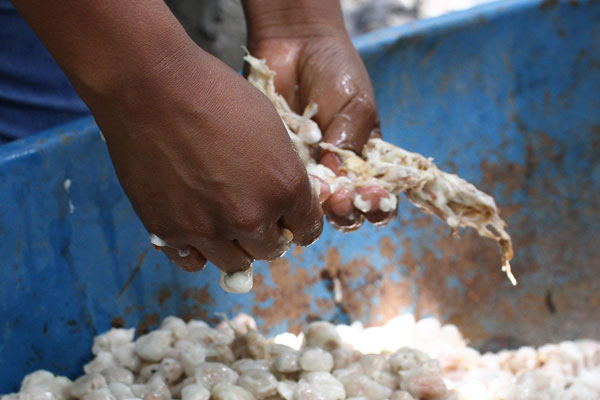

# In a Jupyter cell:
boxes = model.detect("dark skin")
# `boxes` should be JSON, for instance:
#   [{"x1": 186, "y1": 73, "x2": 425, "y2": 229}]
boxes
[
  {"x1": 243, "y1": 1, "x2": 395, "y2": 229},
  {"x1": 11, "y1": 0, "x2": 395, "y2": 274}
]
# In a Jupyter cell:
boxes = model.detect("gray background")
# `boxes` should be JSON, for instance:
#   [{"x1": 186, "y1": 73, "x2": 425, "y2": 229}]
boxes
[{"x1": 164, "y1": 0, "x2": 496, "y2": 70}]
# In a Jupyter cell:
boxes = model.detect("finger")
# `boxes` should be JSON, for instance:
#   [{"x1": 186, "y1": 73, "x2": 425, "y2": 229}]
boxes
[
  {"x1": 309, "y1": 174, "x2": 332, "y2": 204},
  {"x1": 355, "y1": 184, "x2": 391, "y2": 212},
  {"x1": 281, "y1": 177, "x2": 324, "y2": 247},
  {"x1": 196, "y1": 239, "x2": 253, "y2": 275},
  {"x1": 161, "y1": 246, "x2": 207, "y2": 272},
  {"x1": 237, "y1": 222, "x2": 286, "y2": 261},
  {"x1": 327, "y1": 187, "x2": 355, "y2": 216},
  {"x1": 243, "y1": 45, "x2": 301, "y2": 111},
  {"x1": 320, "y1": 151, "x2": 343, "y2": 175},
  {"x1": 324, "y1": 206, "x2": 364, "y2": 232},
  {"x1": 323, "y1": 187, "x2": 365, "y2": 232},
  {"x1": 355, "y1": 185, "x2": 398, "y2": 225},
  {"x1": 321, "y1": 92, "x2": 380, "y2": 154},
  {"x1": 365, "y1": 206, "x2": 398, "y2": 225}
]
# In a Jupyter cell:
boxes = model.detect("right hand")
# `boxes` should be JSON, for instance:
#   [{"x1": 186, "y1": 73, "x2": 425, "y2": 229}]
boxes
[
  {"x1": 85, "y1": 44, "x2": 324, "y2": 273},
  {"x1": 246, "y1": 34, "x2": 396, "y2": 232}
]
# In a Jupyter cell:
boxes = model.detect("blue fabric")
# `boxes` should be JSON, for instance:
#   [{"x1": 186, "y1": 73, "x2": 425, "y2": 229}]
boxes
[{"x1": 0, "y1": 0, "x2": 90, "y2": 143}]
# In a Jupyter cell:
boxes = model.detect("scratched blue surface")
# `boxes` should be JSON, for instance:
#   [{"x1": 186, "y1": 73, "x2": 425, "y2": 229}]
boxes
[{"x1": 1, "y1": 0, "x2": 600, "y2": 392}]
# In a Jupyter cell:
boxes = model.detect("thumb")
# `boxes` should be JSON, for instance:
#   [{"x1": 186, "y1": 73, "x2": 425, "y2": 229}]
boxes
[{"x1": 320, "y1": 92, "x2": 380, "y2": 154}]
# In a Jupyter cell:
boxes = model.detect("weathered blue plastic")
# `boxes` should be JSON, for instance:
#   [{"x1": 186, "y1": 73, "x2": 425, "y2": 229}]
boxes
[{"x1": 1, "y1": 0, "x2": 599, "y2": 392}]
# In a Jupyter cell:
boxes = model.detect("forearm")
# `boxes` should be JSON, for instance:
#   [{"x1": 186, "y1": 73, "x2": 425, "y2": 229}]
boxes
[
  {"x1": 10, "y1": 0, "x2": 195, "y2": 102},
  {"x1": 242, "y1": 0, "x2": 347, "y2": 41}
]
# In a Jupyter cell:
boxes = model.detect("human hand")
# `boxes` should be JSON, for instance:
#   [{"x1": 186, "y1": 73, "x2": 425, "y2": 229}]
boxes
[
  {"x1": 12, "y1": 0, "x2": 326, "y2": 275},
  {"x1": 244, "y1": 2, "x2": 397, "y2": 231},
  {"x1": 85, "y1": 45, "x2": 324, "y2": 272}
]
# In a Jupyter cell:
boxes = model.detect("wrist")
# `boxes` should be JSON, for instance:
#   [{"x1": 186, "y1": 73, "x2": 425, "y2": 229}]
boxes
[
  {"x1": 66, "y1": 14, "x2": 196, "y2": 106},
  {"x1": 77, "y1": 35, "x2": 198, "y2": 108},
  {"x1": 243, "y1": 0, "x2": 348, "y2": 43},
  {"x1": 79, "y1": 40, "x2": 217, "y2": 145}
]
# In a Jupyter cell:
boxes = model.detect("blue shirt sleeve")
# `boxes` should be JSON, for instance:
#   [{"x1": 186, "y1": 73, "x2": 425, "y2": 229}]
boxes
[{"x1": 0, "y1": 0, "x2": 91, "y2": 143}]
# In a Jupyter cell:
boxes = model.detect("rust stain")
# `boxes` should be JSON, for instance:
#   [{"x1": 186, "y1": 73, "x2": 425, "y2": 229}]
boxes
[
  {"x1": 422, "y1": 243, "x2": 476, "y2": 318},
  {"x1": 543, "y1": 90, "x2": 551, "y2": 106},
  {"x1": 467, "y1": 290, "x2": 480, "y2": 302},
  {"x1": 311, "y1": 232, "x2": 502, "y2": 336},
  {"x1": 291, "y1": 246, "x2": 305, "y2": 257},
  {"x1": 252, "y1": 258, "x2": 312, "y2": 332},
  {"x1": 448, "y1": 313, "x2": 489, "y2": 346},
  {"x1": 479, "y1": 159, "x2": 522, "y2": 194},
  {"x1": 412, "y1": 215, "x2": 436, "y2": 229},
  {"x1": 258, "y1": 130, "x2": 600, "y2": 347},
  {"x1": 315, "y1": 297, "x2": 333, "y2": 313},
  {"x1": 399, "y1": 208, "x2": 600, "y2": 347},
  {"x1": 438, "y1": 74, "x2": 452, "y2": 94},
  {"x1": 252, "y1": 273, "x2": 269, "y2": 304},
  {"x1": 14, "y1": 236, "x2": 21, "y2": 271},
  {"x1": 500, "y1": 303, "x2": 514, "y2": 320},
  {"x1": 393, "y1": 227, "x2": 511, "y2": 343},
  {"x1": 158, "y1": 284, "x2": 172, "y2": 307},
  {"x1": 111, "y1": 316, "x2": 125, "y2": 328},
  {"x1": 59, "y1": 134, "x2": 73, "y2": 145},
  {"x1": 539, "y1": 0, "x2": 559, "y2": 11},
  {"x1": 118, "y1": 247, "x2": 150, "y2": 296},
  {"x1": 420, "y1": 42, "x2": 439, "y2": 66},
  {"x1": 181, "y1": 285, "x2": 216, "y2": 323},
  {"x1": 591, "y1": 125, "x2": 600, "y2": 163},
  {"x1": 374, "y1": 264, "x2": 412, "y2": 322},
  {"x1": 400, "y1": 33, "x2": 424, "y2": 48},
  {"x1": 182, "y1": 286, "x2": 211, "y2": 302},
  {"x1": 322, "y1": 248, "x2": 382, "y2": 322},
  {"x1": 137, "y1": 312, "x2": 160, "y2": 335},
  {"x1": 379, "y1": 237, "x2": 396, "y2": 259}
]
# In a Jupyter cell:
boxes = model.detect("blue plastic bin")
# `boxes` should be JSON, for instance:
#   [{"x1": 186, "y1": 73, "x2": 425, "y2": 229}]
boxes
[{"x1": 1, "y1": 0, "x2": 599, "y2": 393}]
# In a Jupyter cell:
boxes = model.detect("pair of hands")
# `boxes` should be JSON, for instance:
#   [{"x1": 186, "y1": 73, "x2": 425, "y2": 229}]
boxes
[{"x1": 86, "y1": 5, "x2": 396, "y2": 274}]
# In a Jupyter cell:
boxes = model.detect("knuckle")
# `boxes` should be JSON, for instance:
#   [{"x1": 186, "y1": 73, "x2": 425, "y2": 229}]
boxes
[
  {"x1": 309, "y1": 216, "x2": 324, "y2": 238},
  {"x1": 188, "y1": 222, "x2": 217, "y2": 240},
  {"x1": 149, "y1": 217, "x2": 214, "y2": 242},
  {"x1": 297, "y1": 208, "x2": 324, "y2": 245},
  {"x1": 147, "y1": 223, "x2": 171, "y2": 240},
  {"x1": 231, "y1": 211, "x2": 269, "y2": 236},
  {"x1": 193, "y1": 256, "x2": 208, "y2": 267},
  {"x1": 283, "y1": 170, "x2": 311, "y2": 202},
  {"x1": 219, "y1": 256, "x2": 252, "y2": 274},
  {"x1": 349, "y1": 91, "x2": 378, "y2": 118},
  {"x1": 167, "y1": 226, "x2": 214, "y2": 246},
  {"x1": 299, "y1": 222, "x2": 323, "y2": 246}
]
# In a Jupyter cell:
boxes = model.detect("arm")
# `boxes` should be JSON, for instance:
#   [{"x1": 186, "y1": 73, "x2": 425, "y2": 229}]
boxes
[
  {"x1": 243, "y1": 0, "x2": 346, "y2": 41},
  {"x1": 11, "y1": 0, "x2": 324, "y2": 272},
  {"x1": 10, "y1": 0, "x2": 192, "y2": 103}
]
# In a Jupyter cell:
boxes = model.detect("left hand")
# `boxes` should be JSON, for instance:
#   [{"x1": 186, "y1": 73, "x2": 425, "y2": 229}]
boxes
[{"x1": 246, "y1": 29, "x2": 396, "y2": 231}]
